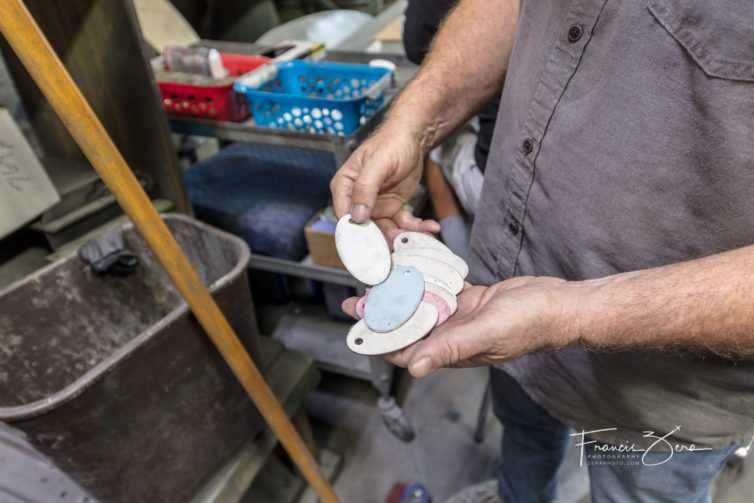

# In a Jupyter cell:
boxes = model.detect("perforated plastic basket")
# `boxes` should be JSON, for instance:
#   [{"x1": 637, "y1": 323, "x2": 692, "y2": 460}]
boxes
[
  {"x1": 157, "y1": 53, "x2": 270, "y2": 121},
  {"x1": 219, "y1": 53, "x2": 273, "y2": 76},
  {"x1": 234, "y1": 60, "x2": 393, "y2": 135}
]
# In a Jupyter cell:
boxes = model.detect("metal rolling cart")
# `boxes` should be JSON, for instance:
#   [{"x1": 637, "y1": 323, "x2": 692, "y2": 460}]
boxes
[{"x1": 169, "y1": 44, "x2": 420, "y2": 441}]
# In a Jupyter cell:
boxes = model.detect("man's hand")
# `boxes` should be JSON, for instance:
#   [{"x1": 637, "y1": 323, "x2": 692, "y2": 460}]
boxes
[
  {"x1": 330, "y1": 126, "x2": 440, "y2": 242},
  {"x1": 344, "y1": 242, "x2": 754, "y2": 376},
  {"x1": 329, "y1": 0, "x2": 518, "y2": 239},
  {"x1": 343, "y1": 276, "x2": 583, "y2": 378}
]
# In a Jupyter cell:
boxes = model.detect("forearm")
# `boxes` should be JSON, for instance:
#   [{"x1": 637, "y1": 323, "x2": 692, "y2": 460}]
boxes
[
  {"x1": 384, "y1": 0, "x2": 518, "y2": 154},
  {"x1": 574, "y1": 245, "x2": 754, "y2": 357}
]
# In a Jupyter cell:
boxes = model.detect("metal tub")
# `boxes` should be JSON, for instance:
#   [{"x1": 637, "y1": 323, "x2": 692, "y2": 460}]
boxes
[{"x1": 0, "y1": 214, "x2": 264, "y2": 502}]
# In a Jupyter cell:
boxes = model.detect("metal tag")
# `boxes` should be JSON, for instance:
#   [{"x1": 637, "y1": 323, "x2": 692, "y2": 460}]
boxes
[
  {"x1": 363, "y1": 266, "x2": 424, "y2": 332},
  {"x1": 391, "y1": 247, "x2": 468, "y2": 279},
  {"x1": 335, "y1": 214, "x2": 391, "y2": 285},
  {"x1": 391, "y1": 254, "x2": 464, "y2": 294},
  {"x1": 347, "y1": 302, "x2": 439, "y2": 355}
]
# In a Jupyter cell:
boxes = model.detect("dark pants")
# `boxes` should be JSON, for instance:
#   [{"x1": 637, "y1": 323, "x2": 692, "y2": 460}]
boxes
[{"x1": 490, "y1": 367, "x2": 742, "y2": 503}]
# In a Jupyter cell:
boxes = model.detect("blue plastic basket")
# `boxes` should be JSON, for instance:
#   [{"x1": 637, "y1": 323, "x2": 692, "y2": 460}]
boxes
[{"x1": 234, "y1": 60, "x2": 393, "y2": 135}]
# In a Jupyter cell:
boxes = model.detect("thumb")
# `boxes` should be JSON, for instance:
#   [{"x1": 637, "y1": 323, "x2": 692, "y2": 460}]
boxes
[
  {"x1": 408, "y1": 355, "x2": 436, "y2": 378},
  {"x1": 406, "y1": 332, "x2": 460, "y2": 378}
]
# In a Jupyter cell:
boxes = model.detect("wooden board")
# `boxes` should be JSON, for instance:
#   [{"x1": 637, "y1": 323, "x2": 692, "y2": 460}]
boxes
[
  {"x1": 0, "y1": 0, "x2": 189, "y2": 213},
  {"x1": 132, "y1": 0, "x2": 199, "y2": 52},
  {"x1": 0, "y1": 108, "x2": 59, "y2": 238}
]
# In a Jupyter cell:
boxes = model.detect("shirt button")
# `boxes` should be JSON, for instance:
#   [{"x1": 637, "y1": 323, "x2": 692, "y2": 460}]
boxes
[
  {"x1": 508, "y1": 221, "x2": 520, "y2": 235},
  {"x1": 522, "y1": 138, "x2": 534, "y2": 155},
  {"x1": 568, "y1": 24, "x2": 583, "y2": 43}
]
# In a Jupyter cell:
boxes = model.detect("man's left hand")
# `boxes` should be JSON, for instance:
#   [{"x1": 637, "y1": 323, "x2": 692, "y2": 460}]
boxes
[{"x1": 342, "y1": 276, "x2": 583, "y2": 378}]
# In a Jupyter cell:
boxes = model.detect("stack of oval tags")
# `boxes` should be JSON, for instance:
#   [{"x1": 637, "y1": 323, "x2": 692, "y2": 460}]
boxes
[{"x1": 334, "y1": 214, "x2": 468, "y2": 355}]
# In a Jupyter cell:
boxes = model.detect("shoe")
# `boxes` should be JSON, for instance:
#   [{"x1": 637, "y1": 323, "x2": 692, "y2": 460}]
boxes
[{"x1": 443, "y1": 479, "x2": 503, "y2": 503}]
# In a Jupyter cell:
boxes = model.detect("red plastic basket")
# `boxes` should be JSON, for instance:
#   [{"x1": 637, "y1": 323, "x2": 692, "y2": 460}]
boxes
[
  {"x1": 219, "y1": 53, "x2": 270, "y2": 77},
  {"x1": 157, "y1": 53, "x2": 269, "y2": 122}
]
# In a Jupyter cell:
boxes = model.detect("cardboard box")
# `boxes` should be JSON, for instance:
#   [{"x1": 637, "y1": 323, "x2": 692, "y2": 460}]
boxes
[{"x1": 304, "y1": 210, "x2": 345, "y2": 269}]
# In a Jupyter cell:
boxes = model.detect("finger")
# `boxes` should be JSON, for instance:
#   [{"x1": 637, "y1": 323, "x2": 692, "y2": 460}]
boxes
[
  {"x1": 407, "y1": 341, "x2": 441, "y2": 378},
  {"x1": 385, "y1": 228, "x2": 437, "y2": 249},
  {"x1": 383, "y1": 210, "x2": 441, "y2": 245},
  {"x1": 393, "y1": 209, "x2": 441, "y2": 234},
  {"x1": 404, "y1": 315, "x2": 487, "y2": 378},
  {"x1": 374, "y1": 217, "x2": 398, "y2": 241},
  {"x1": 341, "y1": 296, "x2": 361, "y2": 320},
  {"x1": 418, "y1": 219, "x2": 442, "y2": 234},
  {"x1": 455, "y1": 285, "x2": 488, "y2": 313},
  {"x1": 405, "y1": 332, "x2": 456, "y2": 378},
  {"x1": 379, "y1": 332, "x2": 441, "y2": 377},
  {"x1": 382, "y1": 342, "x2": 423, "y2": 368},
  {"x1": 385, "y1": 226, "x2": 405, "y2": 247},
  {"x1": 330, "y1": 167, "x2": 356, "y2": 219}
]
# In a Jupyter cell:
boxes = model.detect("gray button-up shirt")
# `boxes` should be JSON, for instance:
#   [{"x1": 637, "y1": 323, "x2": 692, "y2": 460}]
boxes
[{"x1": 468, "y1": 0, "x2": 754, "y2": 448}]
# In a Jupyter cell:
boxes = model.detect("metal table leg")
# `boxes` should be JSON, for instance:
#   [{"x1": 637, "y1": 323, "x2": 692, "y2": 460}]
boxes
[
  {"x1": 369, "y1": 356, "x2": 415, "y2": 442},
  {"x1": 473, "y1": 379, "x2": 492, "y2": 443}
]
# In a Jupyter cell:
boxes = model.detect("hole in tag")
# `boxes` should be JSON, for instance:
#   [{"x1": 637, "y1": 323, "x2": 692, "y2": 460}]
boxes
[{"x1": 355, "y1": 338, "x2": 364, "y2": 345}]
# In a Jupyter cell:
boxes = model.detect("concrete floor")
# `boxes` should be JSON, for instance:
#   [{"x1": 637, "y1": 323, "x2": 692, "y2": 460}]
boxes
[
  {"x1": 308, "y1": 367, "x2": 504, "y2": 502},
  {"x1": 306, "y1": 366, "x2": 593, "y2": 503},
  {"x1": 305, "y1": 364, "x2": 753, "y2": 503}
]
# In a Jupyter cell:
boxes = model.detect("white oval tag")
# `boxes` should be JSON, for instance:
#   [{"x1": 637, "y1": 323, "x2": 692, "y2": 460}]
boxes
[
  {"x1": 335, "y1": 214, "x2": 391, "y2": 285},
  {"x1": 394, "y1": 232, "x2": 452, "y2": 254},
  {"x1": 347, "y1": 302, "x2": 438, "y2": 355},
  {"x1": 391, "y1": 254, "x2": 464, "y2": 294},
  {"x1": 391, "y1": 247, "x2": 468, "y2": 279},
  {"x1": 423, "y1": 281, "x2": 458, "y2": 315}
]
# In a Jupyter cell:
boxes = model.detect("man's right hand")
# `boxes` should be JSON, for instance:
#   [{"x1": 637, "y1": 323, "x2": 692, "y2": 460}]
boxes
[
  {"x1": 330, "y1": 124, "x2": 440, "y2": 243},
  {"x1": 330, "y1": 0, "x2": 517, "y2": 241}
]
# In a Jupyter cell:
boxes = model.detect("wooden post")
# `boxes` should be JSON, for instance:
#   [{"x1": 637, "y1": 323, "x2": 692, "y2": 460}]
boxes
[{"x1": 0, "y1": 1, "x2": 340, "y2": 501}]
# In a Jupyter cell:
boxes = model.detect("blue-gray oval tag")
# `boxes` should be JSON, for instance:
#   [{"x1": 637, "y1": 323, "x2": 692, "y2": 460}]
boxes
[{"x1": 364, "y1": 266, "x2": 425, "y2": 333}]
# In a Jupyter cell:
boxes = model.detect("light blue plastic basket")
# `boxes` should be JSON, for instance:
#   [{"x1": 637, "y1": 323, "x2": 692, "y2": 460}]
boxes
[{"x1": 234, "y1": 60, "x2": 393, "y2": 135}]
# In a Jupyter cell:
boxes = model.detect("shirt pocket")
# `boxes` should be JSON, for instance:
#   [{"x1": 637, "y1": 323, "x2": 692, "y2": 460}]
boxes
[{"x1": 647, "y1": 0, "x2": 754, "y2": 82}]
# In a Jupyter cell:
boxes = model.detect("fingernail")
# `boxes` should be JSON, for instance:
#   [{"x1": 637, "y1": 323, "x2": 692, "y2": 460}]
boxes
[
  {"x1": 410, "y1": 357, "x2": 433, "y2": 378},
  {"x1": 351, "y1": 204, "x2": 369, "y2": 222}
]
